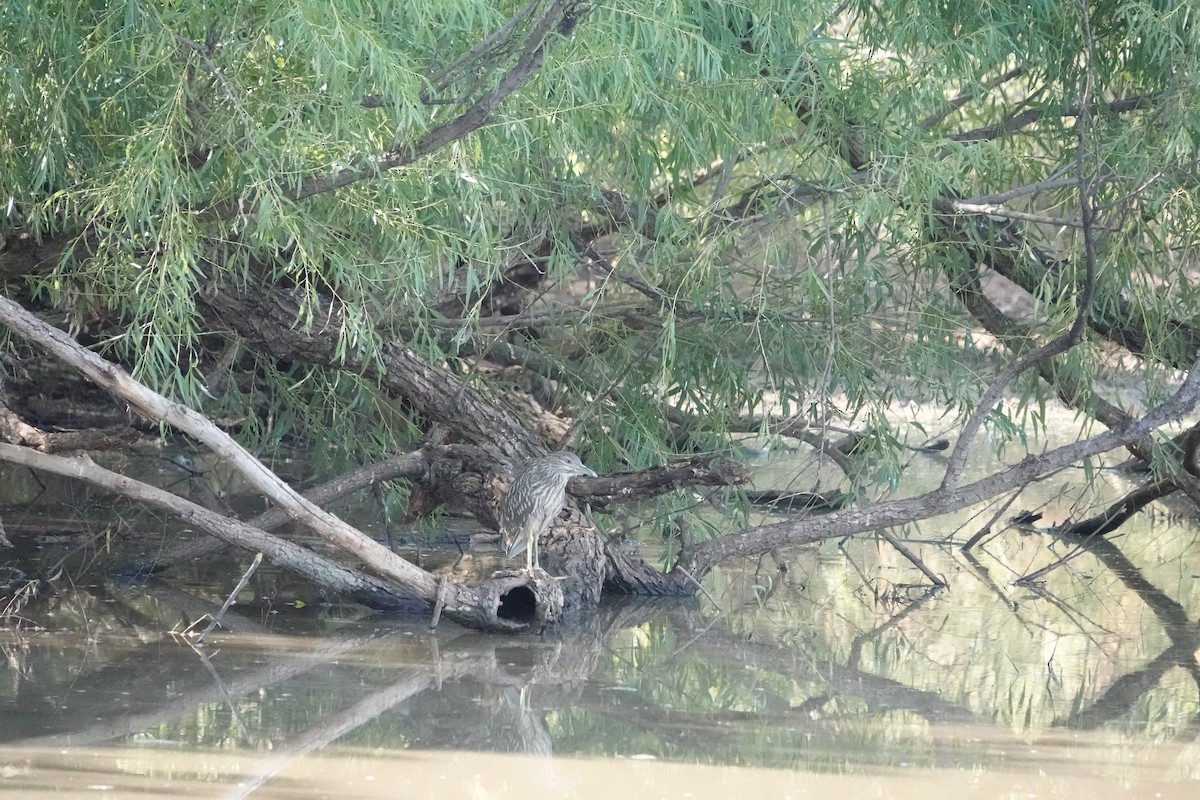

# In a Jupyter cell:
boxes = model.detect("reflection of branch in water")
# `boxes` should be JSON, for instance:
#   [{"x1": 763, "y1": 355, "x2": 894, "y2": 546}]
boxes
[
  {"x1": 1012, "y1": 541, "x2": 1093, "y2": 586},
  {"x1": 1039, "y1": 529, "x2": 1200, "y2": 728},
  {"x1": 1059, "y1": 532, "x2": 1192, "y2": 638},
  {"x1": 1016, "y1": 581, "x2": 1118, "y2": 652},
  {"x1": 1054, "y1": 630, "x2": 1200, "y2": 730},
  {"x1": 1015, "y1": 477, "x2": 1178, "y2": 585},
  {"x1": 495, "y1": 687, "x2": 553, "y2": 757},
  {"x1": 5, "y1": 593, "x2": 637, "y2": 758},
  {"x1": 836, "y1": 528, "x2": 947, "y2": 596},
  {"x1": 846, "y1": 586, "x2": 941, "y2": 670},
  {"x1": 6, "y1": 626, "x2": 388, "y2": 749},
  {"x1": 231, "y1": 640, "x2": 593, "y2": 795},
  {"x1": 227, "y1": 667, "x2": 435, "y2": 800},
  {"x1": 959, "y1": 549, "x2": 1025, "y2": 625},
  {"x1": 698, "y1": 631, "x2": 979, "y2": 725},
  {"x1": 191, "y1": 645, "x2": 253, "y2": 741}
]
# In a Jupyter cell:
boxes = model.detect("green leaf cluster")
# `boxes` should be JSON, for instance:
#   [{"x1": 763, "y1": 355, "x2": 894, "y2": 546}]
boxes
[{"x1": 1, "y1": 0, "x2": 1196, "y2": 497}]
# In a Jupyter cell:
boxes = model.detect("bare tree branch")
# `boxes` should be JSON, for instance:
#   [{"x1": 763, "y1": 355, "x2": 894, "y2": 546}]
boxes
[{"x1": 952, "y1": 93, "x2": 1159, "y2": 144}]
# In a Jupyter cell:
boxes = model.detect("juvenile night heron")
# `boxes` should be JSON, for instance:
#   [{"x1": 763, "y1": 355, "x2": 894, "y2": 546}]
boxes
[{"x1": 499, "y1": 452, "x2": 597, "y2": 572}]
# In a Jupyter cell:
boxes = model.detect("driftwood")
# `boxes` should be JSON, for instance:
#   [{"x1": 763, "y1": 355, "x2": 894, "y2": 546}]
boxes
[{"x1": 0, "y1": 295, "x2": 561, "y2": 633}]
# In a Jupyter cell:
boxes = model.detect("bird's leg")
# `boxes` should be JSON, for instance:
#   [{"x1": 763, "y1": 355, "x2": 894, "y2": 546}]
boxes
[{"x1": 528, "y1": 535, "x2": 538, "y2": 572}]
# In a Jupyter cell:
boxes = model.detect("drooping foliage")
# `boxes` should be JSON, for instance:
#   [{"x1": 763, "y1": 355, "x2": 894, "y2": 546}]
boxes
[{"x1": 1, "y1": 0, "x2": 1197, "y2": 494}]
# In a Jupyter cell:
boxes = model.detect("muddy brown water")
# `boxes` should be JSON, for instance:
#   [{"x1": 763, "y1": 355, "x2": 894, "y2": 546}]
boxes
[
  {"x1": 2, "y1": 526, "x2": 1198, "y2": 799},
  {"x1": 2, "y1": 427, "x2": 1199, "y2": 798}
]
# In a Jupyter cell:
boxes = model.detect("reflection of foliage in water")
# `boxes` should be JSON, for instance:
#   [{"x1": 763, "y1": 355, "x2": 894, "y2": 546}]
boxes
[{"x1": 0, "y1": 497, "x2": 1197, "y2": 779}]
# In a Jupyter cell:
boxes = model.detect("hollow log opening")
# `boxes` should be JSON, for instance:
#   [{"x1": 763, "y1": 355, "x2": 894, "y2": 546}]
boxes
[{"x1": 497, "y1": 585, "x2": 538, "y2": 625}]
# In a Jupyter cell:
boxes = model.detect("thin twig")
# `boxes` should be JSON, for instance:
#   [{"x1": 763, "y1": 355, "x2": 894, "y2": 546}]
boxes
[
  {"x1": 960, "y1": 487, "x2": 1027, "y2": 551},
  {"x1": 1075, "y1": 0, "x2": 1101, "y2": 301},
  {"x1": 198, "y1": 551, "x2": 263, "y2": 643},
  {"x1": 555, "y1": 346, "x2": 640, "y2": 450},
  {"x1": 206, "y1": 0, "x2": 590, "y2": 216},
  {"x1": 920, "y1": 66, "x2": 1025, "y2": 130},
  {"x1": 676, "y1": 566, "x2": 722, "y2": 612},
  {"x1": 430, "y1": 578, "x2": 450, "y2": 630},
  {"x1": 878, "y1": 529, "x2": 947, "y2": 587},
  {"x1": 963, "y1": 175, "x2": 1079, "y2": 205},
  {"x1": 167, "y1": 30, "x2": 275, "y2": 170},
  {"x1": 424, "y1": 0, "x2": 544, "y2": 99},
  {"x1": 1013, "y1": 540, "x2": 1093, "y2": 585}
]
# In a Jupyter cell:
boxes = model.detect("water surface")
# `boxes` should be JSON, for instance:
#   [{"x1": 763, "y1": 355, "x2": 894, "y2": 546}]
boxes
[
  {"x1": 2, "y1": 428, "x2": 1199, "y2": 797},
  {"x1": 2, "y1": 528, "x2": 1198, "y2": 798}
]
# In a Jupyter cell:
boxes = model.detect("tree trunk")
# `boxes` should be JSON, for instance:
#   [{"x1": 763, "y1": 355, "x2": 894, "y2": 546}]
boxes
[{"x1": 200, "y1": 271, "x2": 615, "y2": 608}]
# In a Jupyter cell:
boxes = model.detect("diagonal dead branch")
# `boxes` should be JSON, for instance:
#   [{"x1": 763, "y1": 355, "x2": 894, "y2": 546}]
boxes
[
  {"x1": 125, "y1": 450, "x2": 431, "y2": 575},
  {"x1": 0, "y1": 294, "x2": 444, "y2": 601}
]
